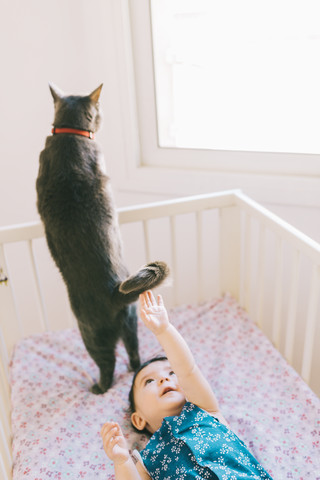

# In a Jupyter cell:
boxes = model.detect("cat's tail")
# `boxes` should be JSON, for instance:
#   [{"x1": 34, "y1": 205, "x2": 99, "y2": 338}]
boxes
[{"x1": 114, "y1": 261, "x2": 170, "y2": 305}]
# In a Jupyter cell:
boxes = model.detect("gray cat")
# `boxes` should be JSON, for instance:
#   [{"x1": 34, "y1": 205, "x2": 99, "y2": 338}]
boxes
[{"x1": 36, "y1": 84, "x2": 169, "y2": 394}]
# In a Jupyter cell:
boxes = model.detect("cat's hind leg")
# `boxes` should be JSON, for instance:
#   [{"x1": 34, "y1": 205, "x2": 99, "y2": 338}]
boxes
[
  {"x1": 120, "y1": 305, "x2": 140, "y2": 371},
  {"x1": 90, "y1": 348, "x2": 116, "y2": 394},
  {"x1": 90, "y1": 348, "x2": 116, "y2": 395},
  {"x1": 78, "y1": 325, "x2": 118, "y2": 394}
]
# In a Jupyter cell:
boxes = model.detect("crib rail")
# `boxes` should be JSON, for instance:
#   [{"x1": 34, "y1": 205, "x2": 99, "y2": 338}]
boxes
[
  {"x1": 1, "y1": 189, "x2": 320, "y2": 478},
  {"x1": 235, "y1": 192, "x2": 320, "y2": 387}
]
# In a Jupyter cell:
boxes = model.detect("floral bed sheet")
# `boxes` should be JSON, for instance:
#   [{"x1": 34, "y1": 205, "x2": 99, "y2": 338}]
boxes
[{"x1": 10, "y1": 295, "x2": 320, "y2": 479}]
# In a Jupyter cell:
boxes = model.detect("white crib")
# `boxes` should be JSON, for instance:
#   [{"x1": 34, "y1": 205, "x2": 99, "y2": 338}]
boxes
[{"x1": 1, "y1": 189, "x2": 319, "y2": 479}]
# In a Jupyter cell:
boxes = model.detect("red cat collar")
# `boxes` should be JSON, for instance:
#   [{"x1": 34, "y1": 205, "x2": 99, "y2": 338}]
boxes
[{"x1": 51, "y1": 127, "x2": 95, "y2": 140}]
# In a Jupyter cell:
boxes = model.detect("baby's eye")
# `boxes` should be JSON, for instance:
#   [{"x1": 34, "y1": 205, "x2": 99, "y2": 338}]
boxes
[
  {"x1": 169, "y1": 371, "x2": 175, "y2": 376},
  {"x1": 145, "y1": 378, "x2": 154, "y2": 385}
]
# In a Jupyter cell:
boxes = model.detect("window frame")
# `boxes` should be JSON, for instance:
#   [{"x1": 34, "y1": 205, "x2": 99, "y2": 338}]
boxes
[
  {"x1": 128, "y1": 0, "x2": 320, "y2": 176},
  {"x1": 112, "y1": 0, "x2": 320, "y2": 207}
]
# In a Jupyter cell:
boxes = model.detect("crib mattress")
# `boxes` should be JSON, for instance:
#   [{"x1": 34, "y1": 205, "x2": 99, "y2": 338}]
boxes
[{"x1": 9, "y1": 295, "x2": 320, "y2": 479}]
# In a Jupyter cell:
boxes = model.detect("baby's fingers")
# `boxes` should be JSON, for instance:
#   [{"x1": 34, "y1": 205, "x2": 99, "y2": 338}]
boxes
[
  {"x1": 139, "y1": 292, "x2": 149, "y2": 311},
  {"x1": 150, "y1": 290, "x2": 161, "y2": 307},
  {"x1": 101, "y1": 422, "x2": 120, "y2": 447},
  {"x1": 157, "y1": 294, "x2": 164, "y2": 306},
  {"x1": 101, "y1": 421, "x2": 116, "y2": 437}
]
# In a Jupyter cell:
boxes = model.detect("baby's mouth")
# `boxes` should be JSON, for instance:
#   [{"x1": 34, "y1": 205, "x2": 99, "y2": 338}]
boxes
[{"x1": 161, "y1": 386, "x2": 175, "y2": 396}]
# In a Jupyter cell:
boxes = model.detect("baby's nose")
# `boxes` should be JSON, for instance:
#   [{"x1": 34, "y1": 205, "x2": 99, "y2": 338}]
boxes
[{"x1": 159, "y1": 376, "x2": 169, "y2": 384}]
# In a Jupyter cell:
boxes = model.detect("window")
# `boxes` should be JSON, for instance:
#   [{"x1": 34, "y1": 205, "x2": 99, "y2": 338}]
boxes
[
  {"x1": 150, "y1": 0, "x2": 320, "y2": 154},
  {"x1": 129, "y1": 0, "x2": 320, "y2": 176}
]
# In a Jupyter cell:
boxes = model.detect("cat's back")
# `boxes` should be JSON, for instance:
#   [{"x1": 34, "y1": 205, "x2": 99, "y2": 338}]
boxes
[{"x1": 37, "y1": 134, "x2": 109, "y2": 224}]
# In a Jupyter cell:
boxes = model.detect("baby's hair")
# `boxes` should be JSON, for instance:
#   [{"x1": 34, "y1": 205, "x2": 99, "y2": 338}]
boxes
[{"x1": 128, "y1": 355, "x2": 168, "y2": 433}]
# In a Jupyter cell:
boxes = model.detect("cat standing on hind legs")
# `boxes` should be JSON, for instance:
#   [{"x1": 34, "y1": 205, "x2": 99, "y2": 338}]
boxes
[{"x1": 36, "y1": 83, "x2": 169, "y2": 394}]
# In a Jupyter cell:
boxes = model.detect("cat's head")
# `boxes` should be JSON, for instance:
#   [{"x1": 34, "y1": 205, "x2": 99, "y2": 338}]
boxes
[{"x1": 49, "y1": 83, "x2": 103, "y2": 134}]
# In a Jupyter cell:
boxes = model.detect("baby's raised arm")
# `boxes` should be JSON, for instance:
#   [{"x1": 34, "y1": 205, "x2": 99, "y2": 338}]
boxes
[{"x1": 139, "y1": 291, "x2": 227, "y2": 423}]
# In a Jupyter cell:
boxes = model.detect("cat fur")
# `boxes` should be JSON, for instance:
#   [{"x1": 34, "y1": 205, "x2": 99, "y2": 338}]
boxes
[{"x1": 36, "y1": 84, "x2": 169, "y2": 394}]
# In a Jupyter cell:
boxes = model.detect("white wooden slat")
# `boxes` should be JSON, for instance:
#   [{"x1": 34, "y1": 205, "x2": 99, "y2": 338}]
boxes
[
  {"x1": 170, "y1": 216, "x2": 178, "y2": 305},
  {"x1": 256, "y1": 224, "x2": 266, "y2": 328},
  {"x1": 243, "y1": 213, "x2": 252, "y2": 314},
  {"x1": 219, "y1": 206, "x2": 241, "y2": 301},
  {"x1": 196, "y1": 211, "x2": 203, "y2": 303},
  {"x1": 142, "y1": 220, "x2": 151, "y2": 263},
  {"x1": 28, "y1": 240, "x2": 49, "y2": 332},
  {"x1": 0, "y1": 409, "x2": 11, "y2": 479},
  {"x1": 0, "y1": 245, "x2": 23, "y2": 340},
  {"x1": 238, "y1": 212, "x2": 245, "y2": 307},
  {"x1": 0, "y1": 385, "x2": 10, "y2": 446},
  {"x1": 0, "y1": 451, "x2": 11, "y2": 480},
  {"x1": 284, "y1": 249, "x2": 301, "y2": 364},
  {"x1": 0, "y1": 353, "x2": 10, "y2": 424},
  {"x1": 0, "y1": 330, "x2": 9, "y2": 388},
  {"x1": 301, "y1": 264, "x2": 320, "y2": 383},
  {"x1": 272, "y1": 237, "x2": 284, "y2": 348}
]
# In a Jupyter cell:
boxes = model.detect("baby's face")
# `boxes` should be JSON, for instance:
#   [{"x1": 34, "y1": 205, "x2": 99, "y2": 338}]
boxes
[{"x1": 131, "y1": 360, "x2": 186, "y2": 433}]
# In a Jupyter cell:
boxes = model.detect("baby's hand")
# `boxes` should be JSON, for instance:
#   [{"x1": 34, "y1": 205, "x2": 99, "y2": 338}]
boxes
[
  {"x1": 101, "y1": 422, "x2": 130, "y2": 465},
  {"x1": 139, "y1": 290, "x2": 170, "y2": 335}
]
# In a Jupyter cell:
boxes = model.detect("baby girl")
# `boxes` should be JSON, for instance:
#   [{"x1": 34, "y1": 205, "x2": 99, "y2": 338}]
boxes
[{"x1": 101, "y1": 290, "x2": 272, "y2": 479}]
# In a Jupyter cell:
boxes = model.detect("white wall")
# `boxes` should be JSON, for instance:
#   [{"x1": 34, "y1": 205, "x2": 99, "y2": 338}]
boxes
[
  {"x1": 0, "y1": 0, "x2": 129, "y2": 225},
  {"x1": 1, "y1": 0, "x2": 320, "y2": 248}
]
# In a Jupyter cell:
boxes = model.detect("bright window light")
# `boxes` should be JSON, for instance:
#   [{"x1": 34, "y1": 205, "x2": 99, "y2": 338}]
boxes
[{"x1": 151, "y1": 0, "x2": 320, "y2": 154}]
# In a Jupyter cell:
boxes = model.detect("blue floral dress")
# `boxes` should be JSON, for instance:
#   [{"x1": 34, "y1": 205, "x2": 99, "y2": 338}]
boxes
[{"x1": 139, "y1": 402, "x2": 273, "y2": 479}]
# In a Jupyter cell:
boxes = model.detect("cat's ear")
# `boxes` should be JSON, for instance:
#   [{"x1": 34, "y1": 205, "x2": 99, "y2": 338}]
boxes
[
  {"x1": 49, "y1": 83, "x2": 64, "y2": 103},
  {"x1": 89, "y1": 84, "x2": 103, "y2": 104}
]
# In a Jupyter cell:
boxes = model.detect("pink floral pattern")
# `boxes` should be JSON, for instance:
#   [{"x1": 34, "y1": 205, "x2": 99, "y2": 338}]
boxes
[{"x1": 10, "y1": 295, "x2": 320, "y2": 479}]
